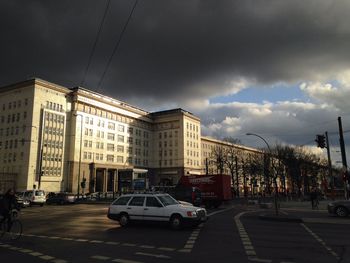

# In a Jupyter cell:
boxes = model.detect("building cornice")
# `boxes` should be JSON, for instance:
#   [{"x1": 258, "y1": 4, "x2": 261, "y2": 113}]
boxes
[
  {"x1": 201, "y1": 136, "x2": 262, "y2": 154},
  {"x1": 0, "y1": 78, "x2": 71, "y2": 94}
]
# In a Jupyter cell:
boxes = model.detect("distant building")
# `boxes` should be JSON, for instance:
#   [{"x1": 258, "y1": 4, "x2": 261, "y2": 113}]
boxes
[{"x1": 0, "y1": 78, "x2": 259, "y2": 194}]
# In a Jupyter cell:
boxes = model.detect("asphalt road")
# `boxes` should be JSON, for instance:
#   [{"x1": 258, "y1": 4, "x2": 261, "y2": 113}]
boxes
[{"x1": 1, "y1": 203, "x2": 350, "y2": 263}]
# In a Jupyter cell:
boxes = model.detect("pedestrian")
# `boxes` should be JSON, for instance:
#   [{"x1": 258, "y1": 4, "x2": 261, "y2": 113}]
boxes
[
  {"x1": 310, "y1": 188, "x2": 318, "y2": 209},
  {"x1": 0, "y1": 188, "x2": 19, "y2": 225}
]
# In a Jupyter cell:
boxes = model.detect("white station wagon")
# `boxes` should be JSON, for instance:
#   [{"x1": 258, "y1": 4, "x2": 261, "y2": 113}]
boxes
[{"x1": 107, "y1": 193, "x2": 207, "y2": 229}]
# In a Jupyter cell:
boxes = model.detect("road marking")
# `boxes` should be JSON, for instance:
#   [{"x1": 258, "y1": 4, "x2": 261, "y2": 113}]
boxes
[
  {"x1": 90, "y1": 240, "x2": 104, "y2": 243},
  {"x1": 207, "y1": 206, "x2": 235, "y2": 217},
  {"x1": 21, "y1": 233, "x2": 179, "y2": 253},
  {"x1": 0, "y1": 242, "x2": 67, "y2": 262},
  {"x1": 135, "y1": 252, "x2": 171, "y2": 259},
  {"x1": 234, "y1": 211, "x2": 272, "y2": 263},
  {"x1": 181, "y1": 224, "x2": 203, "y2": 253},
  {"x1": 111, "y1": 258, "x2": 143, "y2": 263},
  {"x1": 91, "y1": 255, "x2": 111, "y2": 260},
  {"x1": 300, "y1": 223, "x2": 341, "y2": 261}
]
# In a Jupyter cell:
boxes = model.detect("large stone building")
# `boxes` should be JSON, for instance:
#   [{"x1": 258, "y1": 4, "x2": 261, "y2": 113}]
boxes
[{"x1": 0, "y1": 78, "x2": 225, "y2": 193}]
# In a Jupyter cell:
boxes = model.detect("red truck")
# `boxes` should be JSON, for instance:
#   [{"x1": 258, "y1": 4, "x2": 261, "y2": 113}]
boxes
[{"x1": 177, "y1": 174, "x2": 232, "y2": 208}]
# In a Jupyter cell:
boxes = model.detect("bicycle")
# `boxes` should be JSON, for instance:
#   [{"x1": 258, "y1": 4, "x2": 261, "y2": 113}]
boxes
[{"x1": 0, "y1": 209, "x2": 23, "y2": 240}]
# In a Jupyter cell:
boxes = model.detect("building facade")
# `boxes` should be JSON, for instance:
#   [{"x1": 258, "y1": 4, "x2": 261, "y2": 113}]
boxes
[{"x1": 0, "y1": 79, "x2": 218, "y2": 193}]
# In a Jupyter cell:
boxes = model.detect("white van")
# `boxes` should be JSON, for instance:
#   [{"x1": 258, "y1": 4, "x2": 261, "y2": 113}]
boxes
[{"x1": 23, "y1": 190, "x2": 46, "y2": 206}]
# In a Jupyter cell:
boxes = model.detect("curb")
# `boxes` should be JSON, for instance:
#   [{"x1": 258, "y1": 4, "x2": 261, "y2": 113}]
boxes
[{"x1": 258, "y1": 213, "x2": 303, "y2": 223}]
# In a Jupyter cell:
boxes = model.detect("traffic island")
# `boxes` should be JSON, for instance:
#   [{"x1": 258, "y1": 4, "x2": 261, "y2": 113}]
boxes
[{"x1": 259, "y1": 213, "x2": 303, "y2": 223}]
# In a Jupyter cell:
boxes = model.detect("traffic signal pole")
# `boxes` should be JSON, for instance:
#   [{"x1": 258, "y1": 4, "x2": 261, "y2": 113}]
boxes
[
  {"x1": 325, "y1": 132, "x2": 334, "y2": 200},
  {"x1": 338, "y1": 117, "x2": 349, "y2": 200}
]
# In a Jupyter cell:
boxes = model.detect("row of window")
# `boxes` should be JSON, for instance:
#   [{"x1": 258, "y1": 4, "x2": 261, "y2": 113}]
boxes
[
  {"x1": 45, "y1": 112, "x2": 65, "y2": 123},
  {"x1": 43, "y1": 140, "x2": 64, "y2": 149},
  {"x1": 186, "y1": 150, "x2": 200, "y2": 158},
  {"x1": 0, "y1": 126, "x2": 35, "y2": 137},
  {"x1": 158, "y1": 130, "x2": 179, "y2": 139},
  {"x1": 186, "y1": 131, "x2": 199, "y2": 140},
  {"x1": 46, "y1": 101, "x2": 63, "y2": 112},
  {"x1": 186, "y1": 159, "x2": 200, "y2": 167},
  {"x1": 1, "y1": 112, "x2": 27, "y2": 124},
  {"x1": 2, "y1": 152, "x2": 24, "y2": 163},
  {"x1": 83, "y1": 152, "x2": 149, "y2": 166},
  {"x1": 44, "y1": 127, "x2": 64, "y2": 136},
  {"x1": 2, "y1": 99, "x2": 28, "y2": 111},
  {"x1": 158, "y1": 149, "x2": 178, "y2": 158},
  {"x1": 0, "y1": 139, "x2": 24, "y2": 150},
  {"x1": 158, "y1": 140, "x2": 179, "y2": 148},
  {"x1": 79, "y1": 103, "x2": 152, "y2": 130},
  {"x1": 186, "y1": 122, "x2": 199, "y2": 132},
  {"x1": 42, "y1": 153, "x2": 63, "y2": 162},
  {"x1": 42, "y1": 166, "x2": 62, "y2": 176},
  {"x1": 186, "y1": 141, "x2": 199, "y2": 149}
]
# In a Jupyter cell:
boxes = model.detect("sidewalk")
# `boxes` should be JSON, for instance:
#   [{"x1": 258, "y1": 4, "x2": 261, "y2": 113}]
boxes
[
  {"x1": 257, "y1": 200, "x2": 350, "y2": 225},
  {"x1": 279, "y1": 200, "x2": 328, "y2": 211}
]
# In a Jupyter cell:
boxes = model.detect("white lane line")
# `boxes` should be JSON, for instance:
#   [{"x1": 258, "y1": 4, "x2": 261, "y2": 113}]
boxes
[
  {"x1": 111, "y1": 258, "x2": 143, "y2": 263},
  {"x1": 21, "y1": 233, "x2": 180, "y2": 253},
  {"x1": 235, "y1": 211, "x2": 272, "y2": 263},
  {"x1": 300, "y1": 223, "x2": 340, "y2": 261},
  {"x1": 182, "y1": 225, "x2": 202, "y2": 252},
  {"x1": 135, "y1": 252, "x2": 171, "y2": 259},
  {"x1": 207, "y1": 206, "x2": 235, "y2": 217},
  {"x1": 91, "y1": 255, "x2": 111, "y2": 260},
  {"x1": 0, "y1": 242, "x2": 67, "y2": 262}
]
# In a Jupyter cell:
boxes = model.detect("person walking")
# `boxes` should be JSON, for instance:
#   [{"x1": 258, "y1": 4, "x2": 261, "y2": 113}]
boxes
[
  {"x1": 0, "y1": 188, "x2": 19, "y2": 225},
  {"x1": 310, "y1": 188, "x2": 318, "y2": 209}
]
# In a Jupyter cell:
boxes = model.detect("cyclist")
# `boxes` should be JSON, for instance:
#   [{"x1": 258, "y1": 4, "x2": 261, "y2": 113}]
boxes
[{"x1": 0, "y1": 188, "x2": 20, "y2": 230}]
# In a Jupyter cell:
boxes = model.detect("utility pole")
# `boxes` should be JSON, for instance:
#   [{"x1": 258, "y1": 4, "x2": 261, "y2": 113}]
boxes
[
  {"x1": 338, "y1": 117, "x2": 349, "y2": 199},
  {"x1": 325, "y1": 132, "x2": 334, "y2": 200}
]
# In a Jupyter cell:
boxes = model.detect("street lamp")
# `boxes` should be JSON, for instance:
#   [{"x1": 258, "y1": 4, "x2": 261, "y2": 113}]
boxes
[
  {"x1": 74, "y1": 113, "x2": 83, "y2": 197},
  {"x1": 246, "y1": 132, "x2": 279, "y2": 216}
]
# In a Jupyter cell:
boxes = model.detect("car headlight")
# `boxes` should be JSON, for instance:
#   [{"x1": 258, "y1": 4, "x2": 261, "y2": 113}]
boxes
[
  {"x1": 187, "y1": 211, "x2": 197, "y2": 217},
  {"x1": 328, "y1": 203, "x2": 335, "y2": 207}
]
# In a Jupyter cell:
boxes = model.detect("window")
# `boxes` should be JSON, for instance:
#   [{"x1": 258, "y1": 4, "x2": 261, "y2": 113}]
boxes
[
  {"x1": 107, "y1": 155, "x2": 114, "y2": 162},
  {"x1": 128, "y1": 127, "x2": 133, "y2": 134},
  {"x1": 117, "y1": 145, "x2": 124, "y2": 153},
  {"x1": 118, "y1": 124, "x2": 125, "y2": 132},
  {"x1": 107, "y1": 133, "x2": 115, "y2": 140},
  {"x1": 146, "y1": 197, "x2": 162, "y2": 207},
  {"x1": 108, "y1": 122, "x2": 115, "y2": 130},
  {"x1": 107, "y1": 143, "x2": 115, "y2": 151},
  {"x1": 118, "y1": 135, "x2": 124, "y2": 143},
  {"x1": 113, "y1": 196, "x2": 132, "y2": 206},
  {"x1": 129, "y1": 196, "x2": 145, "y2": 206},
  {"x1": 117, "y1": 156, "x2": 123, "y2": 163}
]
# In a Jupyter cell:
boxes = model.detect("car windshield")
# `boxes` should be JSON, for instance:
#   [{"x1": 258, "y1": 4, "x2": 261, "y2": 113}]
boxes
[
  {"x1": 35, "y1": 191, "x2": 45, "y2": 196},
  {"x1": 157, "y1": 194, "x2": 179, "y2": 206}
]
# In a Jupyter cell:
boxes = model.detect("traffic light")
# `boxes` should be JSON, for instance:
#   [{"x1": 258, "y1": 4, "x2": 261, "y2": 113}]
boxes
[{"x1": 315, "y1": 134, "x2": 326, "y2": 148}]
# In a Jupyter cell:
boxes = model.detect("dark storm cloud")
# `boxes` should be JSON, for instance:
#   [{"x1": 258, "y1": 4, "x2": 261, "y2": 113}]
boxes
[{"x1": 1, "y1": 0, "x2": 350, "y2": 107}]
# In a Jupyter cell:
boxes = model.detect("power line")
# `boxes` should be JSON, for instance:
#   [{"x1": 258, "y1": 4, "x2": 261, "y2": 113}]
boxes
[
  {"x1": 97, "y1": 0, "x2": 138, "y2": 91},
  {"x1": 80, "y1": 0, "x2": 111, "y2": 87}
]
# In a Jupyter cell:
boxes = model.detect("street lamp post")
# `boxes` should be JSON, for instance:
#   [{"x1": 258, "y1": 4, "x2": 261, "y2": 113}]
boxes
[
  {"x1": 246, "y1": 133, "x2": 279, "y2": 216},
  {"x1": 74, "y1": 113, "x2": 83, "y2": 197}
]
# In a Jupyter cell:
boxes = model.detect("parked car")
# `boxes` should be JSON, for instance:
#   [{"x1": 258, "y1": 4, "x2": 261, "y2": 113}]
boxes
[
  {"x1": 23, "y1": 190, "x2": 46, "y2": 207},
  {"x1": 107, "y1": 193, "x2": 207, "y2": 229},
  {"x1": 46, "y1": 192, "x2": 76, "y2": 205},
  {"x1": 328, "y1": 200, "x2": 350, "y2": 217},
  {"x1": 16, "y1": 191, "x2": 30, "y2": 208}
]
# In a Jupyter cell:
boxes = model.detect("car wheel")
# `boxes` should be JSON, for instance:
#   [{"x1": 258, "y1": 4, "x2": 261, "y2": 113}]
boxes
[
  {"x1": 119, "y1": 213, "x2": 129, "y2": 227},
  {"x1": 170, "y1": 214, "x2": 182, "y2": 230},
  {"x1": 335, "y1": 206, "x2": 349, "y2": 217}
]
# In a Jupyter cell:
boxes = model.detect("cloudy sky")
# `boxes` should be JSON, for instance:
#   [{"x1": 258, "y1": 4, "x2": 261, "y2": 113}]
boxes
[{"x1": 1, "y1": 0, "x2": 350, "y2": 164}]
